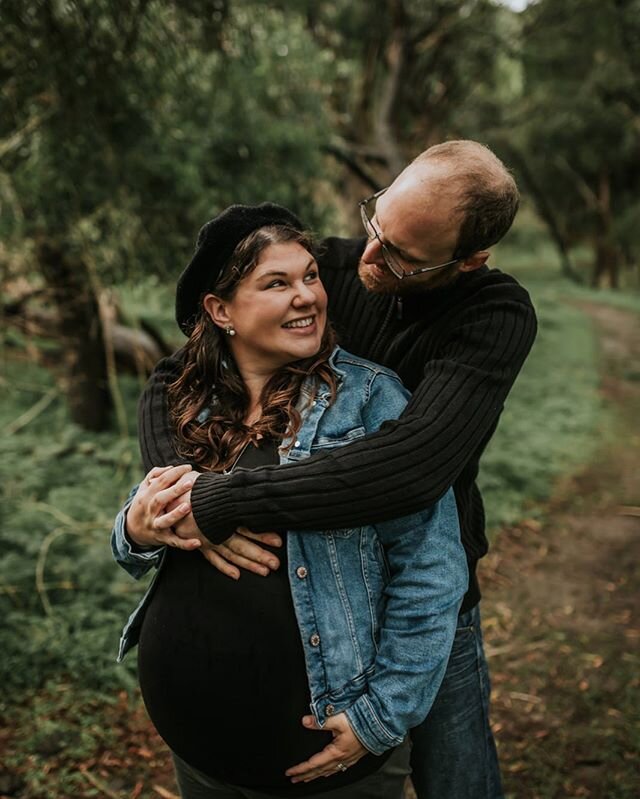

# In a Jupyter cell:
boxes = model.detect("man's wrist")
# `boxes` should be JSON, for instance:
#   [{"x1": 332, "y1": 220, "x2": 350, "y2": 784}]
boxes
[{"x1": 191, "y1": 471, "x2": 238, "y2": 544}]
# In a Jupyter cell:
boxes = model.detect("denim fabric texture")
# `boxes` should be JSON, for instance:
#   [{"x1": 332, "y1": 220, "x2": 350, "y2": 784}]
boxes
[
  {"x1": 409, "y1": 605, "x2": 504, "y2": 798},
  {"x1": 111, "y1": 347, "x2": 468, "y2": 756}
]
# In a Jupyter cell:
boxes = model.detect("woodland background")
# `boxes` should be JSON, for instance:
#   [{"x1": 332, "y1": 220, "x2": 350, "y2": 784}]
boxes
[{"x1": 1, "y1": 1, "x2": 639, "y2": 797}]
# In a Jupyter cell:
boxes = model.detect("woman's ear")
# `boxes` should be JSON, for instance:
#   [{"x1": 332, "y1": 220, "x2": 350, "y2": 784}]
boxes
[{"x1": 203, "y1": 293, "x2": 231, "y2": 331}]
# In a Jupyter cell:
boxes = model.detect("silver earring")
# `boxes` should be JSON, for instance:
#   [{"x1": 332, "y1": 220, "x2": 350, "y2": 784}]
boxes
[{"x1": 224, "y1": 325, "x2": 236, "y2": 337}]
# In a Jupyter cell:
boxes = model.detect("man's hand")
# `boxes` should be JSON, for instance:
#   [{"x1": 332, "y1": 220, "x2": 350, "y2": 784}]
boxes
[
  {"x1": 125, "y1": 465, "x2": 201, "y2": 551},
  {"x1": 197, "y1": 527, "x2": 283, "y2": 580},
  {"x1": 154, "y1": 480, "x2": 284, "y2": 580},
  {"x1": 285, "y1": 713, "x2": 369, "y2": 783}
]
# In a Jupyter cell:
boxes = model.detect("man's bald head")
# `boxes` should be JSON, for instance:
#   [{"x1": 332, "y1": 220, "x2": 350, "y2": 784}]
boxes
[
  {"x1": 411, "y1": 140, "x2": 519, "y2": 258},
  {"x1": 358, "y1": 140, "x2": 519, "y2": 293}
]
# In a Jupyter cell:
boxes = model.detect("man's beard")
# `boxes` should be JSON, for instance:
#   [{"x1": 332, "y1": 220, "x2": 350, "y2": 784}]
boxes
[
  {"x1": 357, "y1": 260, "x2": 460, "y2": 294},
  {"x1": 357, "y1": 261, "x2": 400, "y2": 294}
]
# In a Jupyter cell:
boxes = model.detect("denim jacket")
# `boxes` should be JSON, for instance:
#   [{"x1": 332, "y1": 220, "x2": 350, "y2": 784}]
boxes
[{"x1": 111, "y1": 347, "x2": 468, "y2": 755}]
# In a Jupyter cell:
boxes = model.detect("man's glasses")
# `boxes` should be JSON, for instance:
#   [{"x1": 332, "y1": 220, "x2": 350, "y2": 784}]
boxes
[{"x1": 359, "y1": 188, "x2": 462, "y2": 280}]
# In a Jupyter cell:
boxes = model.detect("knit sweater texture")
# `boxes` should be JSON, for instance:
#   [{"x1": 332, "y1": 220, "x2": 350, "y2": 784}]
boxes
[{"x1": 138, "y1": 236, "x2": 537, "y2": 611}]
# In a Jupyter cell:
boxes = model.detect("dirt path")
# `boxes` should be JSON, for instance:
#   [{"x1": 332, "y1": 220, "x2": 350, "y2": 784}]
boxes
[{"x1": 480, "y1": 303, "x2": 640, "y2": 799}]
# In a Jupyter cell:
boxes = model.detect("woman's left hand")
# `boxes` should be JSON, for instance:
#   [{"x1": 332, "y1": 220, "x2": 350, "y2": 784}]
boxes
[{"x1": 285, "y1": 712, "x2": 369, "y2": 783}]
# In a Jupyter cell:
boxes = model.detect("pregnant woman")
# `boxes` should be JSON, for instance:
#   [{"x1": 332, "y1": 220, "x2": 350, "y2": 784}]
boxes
[{"x1": 111, "y1": 203, "x2": 467, "y2": 798}]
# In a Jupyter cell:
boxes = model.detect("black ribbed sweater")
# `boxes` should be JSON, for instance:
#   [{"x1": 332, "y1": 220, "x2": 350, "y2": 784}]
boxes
[{"x1": 138, "y1": 236, "x2": 537, "y2": 612}]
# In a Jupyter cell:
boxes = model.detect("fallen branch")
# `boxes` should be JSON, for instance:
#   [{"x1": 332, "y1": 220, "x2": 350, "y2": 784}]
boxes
[
  {"x1": 78, "y1": 765, "x2": 124, "y2": 799},
  {"x1": 508, "y1": 691, "x2": 542, "y2": 705},
  {"x1": 4, "y1": 386, "x2": 58, "y2": 435},
  {"x1": 35, "y1": 527, "x2": 68, "y2": 616},
  {"x1": 3, "y1": 296, "x2": 171, "y2": 375},
  {"x1": 153, "y1": 786, "x2": 180, "y2": 799},
  {"x1": 618, "y1": 506, "x2": 640, "y2": 517}
]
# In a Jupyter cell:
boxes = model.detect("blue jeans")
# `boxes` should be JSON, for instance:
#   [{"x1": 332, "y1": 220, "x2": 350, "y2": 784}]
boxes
[{"x1": 409, "y1": 605, "x2": 504, "y2": 799}]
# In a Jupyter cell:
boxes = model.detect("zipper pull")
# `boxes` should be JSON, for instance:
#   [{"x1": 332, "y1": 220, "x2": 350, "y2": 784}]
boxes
[{"x1": 396, "y1": 295, "x2": 403, "y2": 320}]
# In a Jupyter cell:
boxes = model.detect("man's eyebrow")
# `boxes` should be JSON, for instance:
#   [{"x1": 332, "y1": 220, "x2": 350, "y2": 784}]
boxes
[
  {"x1": 389, "y1": 242, "x2": 415, "y2": 260},
  {"x1": 373, "y1": 215, "x2": 416, "y2": 260}
]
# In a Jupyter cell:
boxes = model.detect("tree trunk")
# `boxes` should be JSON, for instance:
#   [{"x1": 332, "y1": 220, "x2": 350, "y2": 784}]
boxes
[
  {"x1": 374, "y1": 0, "x2": 410, "y2": 179},
  {"x1": 501, "y1": 143, "x2": 582, "y2": 283},
  {"x1": 591, "y1": 170, "x2": 621, "y2": 288},
  {"x1": 591, "y1": 239, "x2": 620, "y2": 288},
  {"x1": 36, "y1": 237, "x2": 111, "y2": 431}
]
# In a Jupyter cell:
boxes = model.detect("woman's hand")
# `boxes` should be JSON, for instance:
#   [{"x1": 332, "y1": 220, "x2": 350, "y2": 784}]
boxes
[
  {"x1": 285, "y1": 712, "x2": 369, "y2": 783},
  {"x1": 125, "y1": 465, "x2": 201, "y2": 551}
]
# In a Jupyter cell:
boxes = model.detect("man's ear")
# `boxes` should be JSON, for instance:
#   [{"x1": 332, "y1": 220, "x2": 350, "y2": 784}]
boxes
[
  {"x1": 203, "y1": 293, "x2": 231, "y2": 330},
  {"x1": 459, "y1": 251, "x2": 489, "y2": 273}
]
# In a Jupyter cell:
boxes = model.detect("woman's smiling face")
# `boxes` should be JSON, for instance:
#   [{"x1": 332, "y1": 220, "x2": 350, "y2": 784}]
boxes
[{"x1": 204, "y1": 241, "x2": 328, "y2": 376}]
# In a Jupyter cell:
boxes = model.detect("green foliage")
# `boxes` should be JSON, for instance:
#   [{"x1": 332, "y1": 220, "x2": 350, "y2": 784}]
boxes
[
  {"x1": 0, "y1": 1, "x2": 336, "y2": 285},
  {"x1": 510, "y1": 0, "x2": 639, "y2": 282},
  {"x1": 0, "y1": 356, "x2": 144, "y2": 695}
]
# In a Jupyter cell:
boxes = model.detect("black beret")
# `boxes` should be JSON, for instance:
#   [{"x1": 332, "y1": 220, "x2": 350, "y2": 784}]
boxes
[{"x1": 176, "y1": 202, "x2": 304, "y2": 335}]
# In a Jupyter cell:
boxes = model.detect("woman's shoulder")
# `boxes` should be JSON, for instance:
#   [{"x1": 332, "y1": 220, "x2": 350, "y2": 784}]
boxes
[
  {"x1": 330, "y1": 346, "x2": 403, "y2": 384},
  {"x1": 321, "y1": 348, "x2": 409, "y2": 433},
  {"x1": 328, "y1": 348, "x2": 410, "y2": 415}
]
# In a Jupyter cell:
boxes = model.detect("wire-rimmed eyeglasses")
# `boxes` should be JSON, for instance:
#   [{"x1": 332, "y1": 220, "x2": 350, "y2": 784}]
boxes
[{"x1": 359, "y1": 188, "x2": 462, "y2": 280}]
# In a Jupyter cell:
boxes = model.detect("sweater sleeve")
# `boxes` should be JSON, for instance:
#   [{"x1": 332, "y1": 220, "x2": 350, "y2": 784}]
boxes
[
  {"x1": 188, "y1": 292, "x2": 537, "y2": 544},
  {"x1": 137, "y1": 349, "x2": 193, "y2": 471}
]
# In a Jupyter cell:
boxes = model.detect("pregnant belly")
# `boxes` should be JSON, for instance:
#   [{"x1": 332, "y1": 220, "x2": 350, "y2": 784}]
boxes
[{"x1": 137, "y1": 549, "x2": 333, "y2": 790}]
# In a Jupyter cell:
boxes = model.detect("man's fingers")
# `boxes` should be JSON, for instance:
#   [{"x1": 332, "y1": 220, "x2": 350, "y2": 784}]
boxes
[
  {"x1": 216, "y1": 543, "x2": 271, "y2": 577},
  {"x1": 164, "y1": 534, "x2": 201, "y2": 551},
  {"x1": 237, "y1": 527, "x2": 282, "y2": 548},
  {"x1": 153, "y1": 502, "x2": 191, "y2": 530},
  {"x1": 199, "y1": 547, "x2": 240, "y2": 580},
  {"x1": 225, "y1": 536, "x2": 280, "y2": 571}
]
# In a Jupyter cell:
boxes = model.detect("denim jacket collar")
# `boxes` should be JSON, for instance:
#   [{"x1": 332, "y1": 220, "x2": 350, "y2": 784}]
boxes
[{"x1": 279, "y1": 346, "x2": 344, "y2": 462}]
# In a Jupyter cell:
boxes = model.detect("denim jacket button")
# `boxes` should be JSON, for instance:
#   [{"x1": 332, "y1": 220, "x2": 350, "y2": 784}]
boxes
[
  {"x1": 296, "y1": 566, "x2": 308, "y2": 579},
  {"x1": 325, "y1": 703, "x2": 335, "y2": 716},
  {"x1": 294, "y1": 440, "x2": 301, "y2": 448},
  {"x1": 310, "y1": 633, "x2": 321, "y2": 647}
]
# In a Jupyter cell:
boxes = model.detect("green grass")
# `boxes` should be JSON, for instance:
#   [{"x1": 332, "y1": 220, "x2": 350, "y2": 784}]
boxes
[
  {"x1": 480, "y1": 225, "x2": 640, "y2": 533},
  {"x1": 478, "y1": 262, "x2": 605, "y2": 532}
]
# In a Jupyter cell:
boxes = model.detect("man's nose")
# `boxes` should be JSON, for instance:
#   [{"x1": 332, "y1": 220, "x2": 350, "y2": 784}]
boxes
[{"x1": 362, "y1": 238, "x2": 386, "y2": 266}]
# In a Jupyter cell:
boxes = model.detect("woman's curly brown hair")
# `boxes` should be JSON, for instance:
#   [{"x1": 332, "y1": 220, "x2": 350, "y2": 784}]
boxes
[{"x1": 168, "y1": 225, "x2": 337, "y2": 473}]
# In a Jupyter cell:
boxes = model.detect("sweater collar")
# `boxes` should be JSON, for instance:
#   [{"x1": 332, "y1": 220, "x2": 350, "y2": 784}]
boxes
[{"x1": 397, "y1": 265, "x2": 490, "y2": 319}]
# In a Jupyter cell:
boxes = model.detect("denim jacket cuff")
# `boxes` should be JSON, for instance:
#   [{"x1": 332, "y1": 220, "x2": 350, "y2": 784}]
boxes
[
  {"x1": 111, "y1": 487, "x2": 164, "y2": 577},
  {"x1": 344, "y1": 695, "x2": 405, "y2": 756}
]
